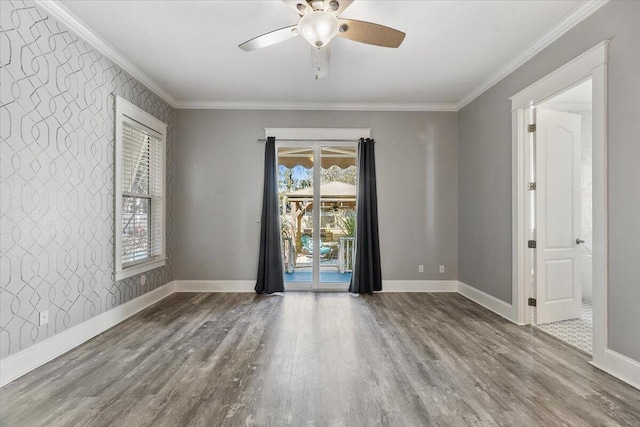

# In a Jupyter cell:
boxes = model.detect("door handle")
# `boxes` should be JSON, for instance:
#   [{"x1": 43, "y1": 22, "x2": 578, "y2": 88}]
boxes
[{"x1": 576, "y1": 238, "x2": 585, "y2": 245}]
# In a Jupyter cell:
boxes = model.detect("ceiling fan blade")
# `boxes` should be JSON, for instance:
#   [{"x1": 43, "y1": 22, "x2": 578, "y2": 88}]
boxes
[
  {"x1": 337, "y1": 19, "x2": 405, "y2": 48},
  {"x1": 311, "y1": 46, "x2": 330, "y2": 79},
  {"x1": 282, "y1": 0, "x2": 312, "y2": 16},
  {"x1": 325, "y1": 0, "x2": 353, "y2": 15},
  {"x1": 238, "y1": 25, "x2": 299, "y2": 52}
]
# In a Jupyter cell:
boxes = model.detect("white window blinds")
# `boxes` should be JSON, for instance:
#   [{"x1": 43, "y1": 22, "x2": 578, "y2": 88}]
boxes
[
  {"x1": 121, "y1": 120, "x2": 163, "y2": 266},
  {"x1": 114, "y1": 96, "x2": 166, "y2": 281}
]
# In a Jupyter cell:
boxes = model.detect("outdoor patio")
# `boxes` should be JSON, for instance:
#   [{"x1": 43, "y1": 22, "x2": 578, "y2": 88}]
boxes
[
  {"x1": 281, "y1": 180, "x2": 356, "y2": 284},
  {"x1": 283, "y1": 255, "x2": 353, "y2": 283},
  {"x1": 283, "y1": 236, "x2": 355, "y2": 281},
  {"x1": 284, "y1": 271, "x2": 352, "y2": 283}
]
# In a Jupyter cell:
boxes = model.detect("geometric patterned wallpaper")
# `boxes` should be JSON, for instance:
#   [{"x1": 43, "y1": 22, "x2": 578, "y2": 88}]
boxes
[{"x1": 0, "y1": 0, "x2": 174, "y2": 358}]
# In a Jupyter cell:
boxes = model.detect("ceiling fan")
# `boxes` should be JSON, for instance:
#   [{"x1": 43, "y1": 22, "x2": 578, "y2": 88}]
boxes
[{"x1": 238, "y1": 0, "x2": 405, "y2": 79}]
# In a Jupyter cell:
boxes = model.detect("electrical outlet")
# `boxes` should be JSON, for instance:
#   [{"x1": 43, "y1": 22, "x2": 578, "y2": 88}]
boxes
[
  {"x1": 141, "y1": 274, "x2": 146, "y2": 285},
  {"x1": 418, "y1": 265, "x2": 424, "y2": 273},
  {"x1": 39, "y1": 310, "x2": 49, "y2": 326},
  {"x1": 439, "y1": 265, "x2": 445, "y2": 273}
]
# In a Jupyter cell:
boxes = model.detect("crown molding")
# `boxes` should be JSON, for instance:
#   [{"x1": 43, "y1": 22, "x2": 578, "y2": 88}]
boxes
[
  {"x1": 34, "y1": 0, "x2": 179, "y2": 107},
  {"x1": 456, "y1": 0, "x2": 609, "y2": 111},
  {"x1": 174, "y1": 100, "x2": 458, "y2": 112}
]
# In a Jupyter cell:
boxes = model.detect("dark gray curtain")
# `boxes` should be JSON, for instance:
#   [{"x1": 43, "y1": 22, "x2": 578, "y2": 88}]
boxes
[
  {"x1": 349, "y1": 138, "x2": 382, "y2": 294},
  {"x1": 255, "y1": 137, "x2": 285, "y2": 294}
]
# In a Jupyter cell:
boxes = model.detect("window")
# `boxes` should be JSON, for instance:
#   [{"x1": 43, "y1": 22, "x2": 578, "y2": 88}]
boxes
[{"x1": 114, "y1": 97, "x2": 167, "y2": 281}]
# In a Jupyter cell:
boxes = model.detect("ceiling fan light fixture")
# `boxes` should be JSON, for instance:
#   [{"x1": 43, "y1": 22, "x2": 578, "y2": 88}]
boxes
[{"x1": 297, "y1": 10, "x2": 339, "y2": 48}]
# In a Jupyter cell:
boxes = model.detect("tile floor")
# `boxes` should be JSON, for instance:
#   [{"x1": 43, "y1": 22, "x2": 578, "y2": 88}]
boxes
[{"x1": 537, "y1": 300, "x2": 593, "y2": 354}]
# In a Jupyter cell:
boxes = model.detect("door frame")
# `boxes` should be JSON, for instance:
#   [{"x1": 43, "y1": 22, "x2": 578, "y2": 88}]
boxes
[
  {"x1": 510, "y1": 41, "x2": 608, "y2": 365},
  {"x1": 267, "y1": 128, "x2": 371, "y2": 291}
]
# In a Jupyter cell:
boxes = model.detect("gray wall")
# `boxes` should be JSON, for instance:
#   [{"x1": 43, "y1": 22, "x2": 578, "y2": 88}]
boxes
[
  {"x1": 0, "y1": 0, "x2": 174, "y2": 358},
  {"x1": 173, "y1": 110, "x2": 458, "y2": 282},
  {"x1": 458, "y1": 0, "x2": 640, "y2": 361}
]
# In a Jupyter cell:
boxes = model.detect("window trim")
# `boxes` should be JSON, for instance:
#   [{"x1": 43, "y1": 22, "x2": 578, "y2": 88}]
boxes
[{"x1": 114, "y1": 96, "x2": 167, "y2": 281}]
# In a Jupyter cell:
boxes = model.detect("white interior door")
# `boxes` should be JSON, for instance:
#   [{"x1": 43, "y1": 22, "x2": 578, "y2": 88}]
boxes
[{"x1": 535, "y1": 108, "x2": 582, "y2": 324}]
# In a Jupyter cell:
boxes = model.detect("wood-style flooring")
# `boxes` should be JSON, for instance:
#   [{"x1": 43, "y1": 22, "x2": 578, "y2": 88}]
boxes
[{"x1": 1, "y1": 292, "x2": 639, "y2": 426}]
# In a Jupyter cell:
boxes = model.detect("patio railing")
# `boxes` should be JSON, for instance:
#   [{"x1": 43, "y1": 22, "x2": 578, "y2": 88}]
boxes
[
  {"x1": 338, "y1": 237, "x2": 355, "y2": 273},
  {"x1": 283, "y1": 236, "x2": 354, "y2": 274}
]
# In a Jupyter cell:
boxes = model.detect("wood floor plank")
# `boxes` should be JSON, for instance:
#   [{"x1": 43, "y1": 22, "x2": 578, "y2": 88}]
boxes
[{"x1": 1, "y1": 292, "x2": 639, "y2": 426}]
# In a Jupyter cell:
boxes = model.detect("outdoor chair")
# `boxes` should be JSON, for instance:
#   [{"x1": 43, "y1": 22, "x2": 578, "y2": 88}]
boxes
[{"x1": 300, "y1": 234, "x2": 332, "y2": 256}]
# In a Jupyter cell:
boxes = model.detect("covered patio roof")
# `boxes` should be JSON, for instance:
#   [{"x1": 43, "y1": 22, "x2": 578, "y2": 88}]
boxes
[
  {"x1": 278, "y1": 147, "x2": 356, "y2": 169},
  {"x1": 286, "y1": 181, "x2": 356, "y2": 201}
]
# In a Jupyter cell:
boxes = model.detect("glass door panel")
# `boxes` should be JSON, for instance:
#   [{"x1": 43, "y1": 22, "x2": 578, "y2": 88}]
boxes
[
  {"x1": 277, "y1": 146, "x2": 314, "y2": 288},
  {"x1": 319, "y1": 146, "x2": 357, "y2": 285}
]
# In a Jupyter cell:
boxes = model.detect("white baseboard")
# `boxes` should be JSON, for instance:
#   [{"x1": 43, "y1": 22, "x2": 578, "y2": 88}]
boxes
[
  {"x1": 175, "y1": 280, "x2": 255, "y2": 292},
  {"x1": 590, "y1": 349, "x2": 640, "y2": 390},
  {"x1": 0, "y1": 281, "x2": 176, "y2": 387},
  {"x1": 457, "y1": 281, "x2": 515, "y2": 323},
  {"x1": 381, "y1": 280, "x2": 458, "y2": 292}
]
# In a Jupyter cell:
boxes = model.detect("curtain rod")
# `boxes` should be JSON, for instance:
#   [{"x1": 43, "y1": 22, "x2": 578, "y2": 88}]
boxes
[{"x1": 257, "y1": 138, "x2": 362, "y2": 143}]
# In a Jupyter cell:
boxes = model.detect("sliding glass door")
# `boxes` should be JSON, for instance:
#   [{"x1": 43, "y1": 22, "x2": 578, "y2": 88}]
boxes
[{"x1": 277, "y1": 142, "x2": 357, "y2": 290}]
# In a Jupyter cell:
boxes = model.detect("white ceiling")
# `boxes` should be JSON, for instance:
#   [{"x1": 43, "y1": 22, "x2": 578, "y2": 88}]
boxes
[{"x1": 56, "y1": 0, "x2": 597, "y2": 108}]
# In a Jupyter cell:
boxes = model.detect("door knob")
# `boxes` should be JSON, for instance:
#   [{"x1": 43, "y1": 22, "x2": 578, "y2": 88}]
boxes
[{"x1": 576, "y1": 238, "x2": 585, "y2": 245}]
